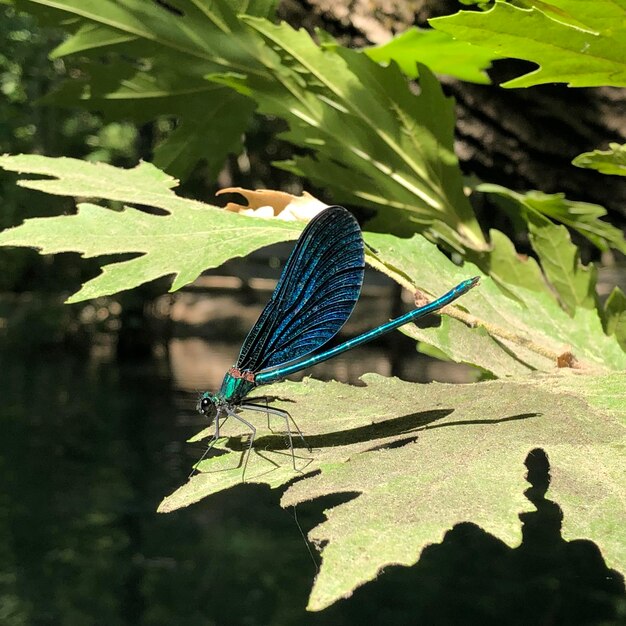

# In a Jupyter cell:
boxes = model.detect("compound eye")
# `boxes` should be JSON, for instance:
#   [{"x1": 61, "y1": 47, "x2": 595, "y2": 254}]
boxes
[{"x1": 200, "y1": 397, "x2": 211, "y2": 414}]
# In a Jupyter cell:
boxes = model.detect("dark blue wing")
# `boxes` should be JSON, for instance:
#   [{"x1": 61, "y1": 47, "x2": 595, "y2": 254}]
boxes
[{"x1": 236, "y1": 206, "x2": 365, "y2": 373}]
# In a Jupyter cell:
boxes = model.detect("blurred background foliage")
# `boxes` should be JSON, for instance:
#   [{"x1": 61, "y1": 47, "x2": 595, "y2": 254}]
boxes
[{"x1": 0, "y1": 4, "x2": 140, "y2": 295}]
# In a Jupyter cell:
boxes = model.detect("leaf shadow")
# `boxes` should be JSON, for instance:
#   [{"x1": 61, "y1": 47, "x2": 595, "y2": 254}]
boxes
[
  {"x1": 297, "y1": 446, "x2": 625, "y2": 625},
  {"x1": 174, "y1": 419, "x2": 624, "y2": 626}
]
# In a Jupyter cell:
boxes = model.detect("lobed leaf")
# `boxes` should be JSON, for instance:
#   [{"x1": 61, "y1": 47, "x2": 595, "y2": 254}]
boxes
[
  {"x1": 158, "y1": 372, "x2": 626, "y2": 610},
  {"x1": 22, "y1": 0, "x2": 273, "y2": 179},
  {"x1": 230, "y1": 18, "x2": 486, "y2": 251},
  {"x1": 364, "y1": 27, "x2": 501, "y2": 84},
  {"x1": 0, "y1": 155, "x2": 301, "y2": 302},
  {"x1": 364, "y1": 231, "x2": 626, "y2": 373},
  {"x1": 476, "y1": 183, "x2": 626, "y2": 315},
  {"x1": 525, "y1": 212, "x2": 597, "y2": 314},
  {"x1": 44, "y1": 60, "x2": 257, "y2": 180},
  {"x1": 477, "y1": 183, "x2": 626, "y2": 255},
  {"x1": 430, "y1": 0, "x2": 626, "y2": 88}
]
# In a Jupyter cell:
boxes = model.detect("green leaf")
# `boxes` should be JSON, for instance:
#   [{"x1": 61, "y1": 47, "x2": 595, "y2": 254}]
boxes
[
  {"x1": 0, "y1": 154, "x2": 301, "y2": 302},
  {"x1": 21, "y1": 0, "x2": 488, "y2": 252},
  {"x1": 526, "y1": 212, "x2": 597, "y2": 314},
  {"x1": 479, "y1": 229, "x2": 552, "y2": 294},
  {"x1": 482, "y1": 186, "x2": 626, "y2": 254},
  {"x1": 43, "y1": 60, "x2": 256, "y2": 180},
  {"x1": 229, "y1": 18, "x2": 486, "y2": 251},
  {"x1": 476, "y1": 183, "x2": 626, "y2": 311},
  {"x1": 573, "y1": 142, "x2": 626, "y2": 176},
  {"x1": 363, "y1": 27, "x2": 501, "y2": 84},
  {"x1": 430, "y1": 1, "x2": 626, "y2": 88},
  {"x1": 604, "y1": 287, "x2": 626, "y2": 350},
  {"x1": 22, "y1": 0, "x2": 273, "y2": 180},
  {"x1": 364, "y1": 231, "x2": 626, "y2": 373},
  {"x1": 151, "y1": 88, "x2": 255, "y2": 180},
  {"x1": 158, "y1": 372, "x2": 626, "y2": 610},
  {"x1": 0, "y1": 154, "x2": 181, "y2": 205}
]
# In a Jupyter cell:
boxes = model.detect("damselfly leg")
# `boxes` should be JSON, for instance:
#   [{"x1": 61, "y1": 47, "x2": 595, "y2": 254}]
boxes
[
  {"x1": 242, "y1": 402, "x2": 310, "y2": 471},
  {"x1": 225, "y1": 407, "x2": 256, "y2": 481},
  {"x1": 188, "y1": 409, "x2": 229, "y2": 479}
]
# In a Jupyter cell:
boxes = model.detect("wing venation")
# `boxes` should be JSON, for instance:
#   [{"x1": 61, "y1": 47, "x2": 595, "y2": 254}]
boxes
[{"x1": 235, "y1": 206, "x2": 365, "y2": 373}]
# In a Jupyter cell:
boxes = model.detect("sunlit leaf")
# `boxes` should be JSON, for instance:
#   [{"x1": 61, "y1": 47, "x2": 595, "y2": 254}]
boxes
[
  {"x1": 0, "y1": 154, "x2": 301, "y2": 302},
  {"x1": 476, "y1": 183, "x2": 626, "y2": 315},
  {"x1": 158, "y1": 372, "x2": 626, "y2": 610},
  {"x1": 430, "y1": 1, "x2": 626, "y2": 87},
  {"x1": 226, "y1": 18, "x2": 487, "y2": 251},
  {"x1": 525, "y1": 212, "x2": 597, "y2": 314},
  {"x1": 573, "y1": 142, "x2": 626, "y2": 176},
  {"x1": 364, "y1": 27, "x2": 501, "y2": 84},
  {"x1": 479, "y1": 229, "x2": 552, "y2": 295},
  {"x1": 364, "y1": 231, "x2": 626, "y2": 372}
]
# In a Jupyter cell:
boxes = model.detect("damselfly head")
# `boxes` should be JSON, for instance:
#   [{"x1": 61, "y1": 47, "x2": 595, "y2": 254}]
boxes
[{"x1": 197, "y1": 393, "x2": 218, "y2": 424}]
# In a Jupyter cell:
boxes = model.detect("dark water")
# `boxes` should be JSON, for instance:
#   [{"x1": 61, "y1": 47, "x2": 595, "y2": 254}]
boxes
[{"x1": 0, "y1": 322, "x2": 624, "y2": 625}]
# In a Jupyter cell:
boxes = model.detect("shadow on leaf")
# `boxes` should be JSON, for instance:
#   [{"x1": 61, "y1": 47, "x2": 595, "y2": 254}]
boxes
[
  {"x1": 226, "y1": 409, "x2": 538, "y2": 453},
  {"x1": 297, "y1": 446, "x2": 624, "y2": 625}
]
